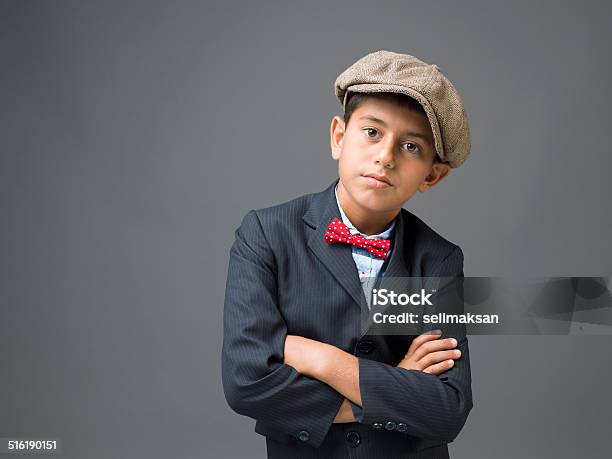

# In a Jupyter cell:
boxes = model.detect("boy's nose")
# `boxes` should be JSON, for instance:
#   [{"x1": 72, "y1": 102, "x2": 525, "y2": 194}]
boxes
[{"x1": 375, "y1": 141, "x2": 395, "y2": 168}]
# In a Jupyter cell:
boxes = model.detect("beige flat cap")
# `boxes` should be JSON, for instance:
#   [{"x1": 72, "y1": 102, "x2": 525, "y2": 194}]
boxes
[{"x1": 334, "y1": 50, "x2": 471, "y2": 168}]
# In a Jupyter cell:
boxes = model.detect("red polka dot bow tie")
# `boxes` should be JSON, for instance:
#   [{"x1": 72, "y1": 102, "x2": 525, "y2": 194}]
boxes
[{"x1": 324, "y1": 218, "x2": 391, "y2": 259}]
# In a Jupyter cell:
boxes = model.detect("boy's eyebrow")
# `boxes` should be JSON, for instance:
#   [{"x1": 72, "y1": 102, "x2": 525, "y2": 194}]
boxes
[{"x1": 358, "y1": 115, "x2": 433, "y2": 144}]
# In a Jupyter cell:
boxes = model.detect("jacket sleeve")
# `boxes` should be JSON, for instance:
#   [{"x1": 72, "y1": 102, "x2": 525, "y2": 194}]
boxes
[
  {"x1": 221, "y1": 210, "x2": 345, "y2": 448},
  {"x1": 356, "y1": 246, "x2": 473, "y2": 442}
]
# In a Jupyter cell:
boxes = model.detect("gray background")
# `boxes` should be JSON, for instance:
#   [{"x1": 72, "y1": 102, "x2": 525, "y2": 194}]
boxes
[{"x1": 1, "y1": 1, "x2": 611, "y2": 458}]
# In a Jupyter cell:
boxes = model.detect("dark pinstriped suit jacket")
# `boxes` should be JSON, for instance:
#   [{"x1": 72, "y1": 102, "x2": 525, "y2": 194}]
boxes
[{"x1": 222, "y1": 178, "x2": 473, "y2": 458}]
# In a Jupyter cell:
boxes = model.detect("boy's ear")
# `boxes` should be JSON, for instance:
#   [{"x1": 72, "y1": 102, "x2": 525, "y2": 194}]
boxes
[
  {"x1": 419, "y1": 162, "x2": 452, "y2": 192},
  {"x1": 330, "y1": 116, "x2": 345, "y2": 160}
]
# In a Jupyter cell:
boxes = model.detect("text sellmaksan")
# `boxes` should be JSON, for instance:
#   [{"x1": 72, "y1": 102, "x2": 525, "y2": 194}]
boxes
[{"x1": 371, "y1": 288, "x2": 499, "y2": 324}]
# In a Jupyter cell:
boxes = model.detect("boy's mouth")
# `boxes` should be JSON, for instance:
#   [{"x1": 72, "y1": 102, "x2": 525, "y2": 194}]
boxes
[{"x1": 362, "y1": 173, "x2": 392, "y2": 188}]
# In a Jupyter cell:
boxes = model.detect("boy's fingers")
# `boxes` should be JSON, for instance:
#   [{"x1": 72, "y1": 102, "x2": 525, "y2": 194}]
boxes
[
  {"x1": 405, "y1": 330, "x2": 443, "y2": 357},
  {"x1": 419, "y1": 349, "x2": 461, "y2": 369},
  {"x1": 412, "y1": 337, "x2": 458, "y2": 362},
  {"x1": 422, "y1": 359, "x2": 454, "y2": 376}
]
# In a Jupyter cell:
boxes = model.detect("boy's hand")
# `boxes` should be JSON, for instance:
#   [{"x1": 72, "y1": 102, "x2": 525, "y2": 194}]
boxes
[{"x1": 397, "y1": 331, "x2": 461, "y2": 375}]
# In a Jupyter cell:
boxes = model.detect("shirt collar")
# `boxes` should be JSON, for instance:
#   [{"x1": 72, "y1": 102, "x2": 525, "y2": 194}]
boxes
[{"x1": 334, "y1": 184, "x2": 396, "y2": 240}]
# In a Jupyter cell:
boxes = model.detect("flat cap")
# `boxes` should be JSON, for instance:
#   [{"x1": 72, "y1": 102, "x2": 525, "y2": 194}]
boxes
[{"x1": 334, "y1": 50, "x2": 470, "y2": 168}]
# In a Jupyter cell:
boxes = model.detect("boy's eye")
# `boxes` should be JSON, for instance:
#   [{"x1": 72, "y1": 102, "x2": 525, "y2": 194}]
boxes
[
  {"x1": 363, "y1": 128, "x2": 380, "y2": 138},
  {"x1": 402, "y1": 142, "x2": 421, "y2": 153}
]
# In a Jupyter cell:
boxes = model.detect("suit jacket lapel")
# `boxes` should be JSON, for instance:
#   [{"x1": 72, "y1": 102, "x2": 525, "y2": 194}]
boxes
[
  {"x1": 303, "y1": 179, "x2": 368, "y2": 311},
  {"x1": 380, "y1": 209, "x2": 410, "y2": 279}
]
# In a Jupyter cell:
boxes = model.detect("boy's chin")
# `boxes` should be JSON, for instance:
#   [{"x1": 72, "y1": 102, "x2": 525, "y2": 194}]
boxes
[
  {"x1": 361, "y1": 190, "x2": 418, "y2": 210},
  {"x1": 351, "y1": 193, "x2": 404, "y2": 213}
]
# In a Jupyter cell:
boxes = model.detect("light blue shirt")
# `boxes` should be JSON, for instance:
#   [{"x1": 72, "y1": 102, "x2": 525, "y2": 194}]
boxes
[{"x1": 334, "y1": 185, "x2": 396, "y2": 308}]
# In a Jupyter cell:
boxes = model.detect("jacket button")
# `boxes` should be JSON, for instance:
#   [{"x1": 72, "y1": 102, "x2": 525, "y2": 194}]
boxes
[
  {"x1": 372, "y1": 422, "x2": 383, "y2": 429},
  {"x1": 397, "y1": 423, "x2": 408, "y2": 432},
  {"x1": 298, "y1": 430, "x2": 310, "y2": 442},
  {"x1": 346, "y1": 431, "x2": 361, "y2": 447},
  {"x1": 357, "y1": 339, "x2": 375, "y2": 354},
  {"x1": 385, "y1": 421, "x2": 397, "y2": 431}
]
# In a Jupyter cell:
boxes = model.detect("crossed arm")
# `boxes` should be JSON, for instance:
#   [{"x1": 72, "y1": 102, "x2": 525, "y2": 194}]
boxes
[{"x1": 283, "y1": 332, "x2": 462, "y2": 423}]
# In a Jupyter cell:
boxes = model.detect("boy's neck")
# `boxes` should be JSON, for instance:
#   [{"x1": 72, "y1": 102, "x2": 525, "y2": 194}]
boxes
[{"x1": 336, "y1": 181, "x2": 400, "y2": 236}]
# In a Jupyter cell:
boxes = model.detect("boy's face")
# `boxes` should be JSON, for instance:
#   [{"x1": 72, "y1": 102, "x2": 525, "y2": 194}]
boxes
[{"x1": 330, "y1": 96, "x2": 451, "y2": 215}]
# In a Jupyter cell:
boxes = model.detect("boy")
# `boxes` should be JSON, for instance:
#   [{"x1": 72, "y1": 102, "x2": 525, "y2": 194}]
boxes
[{"x1": 222, "y1": 50, "x2": 473, "y2": 458}]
